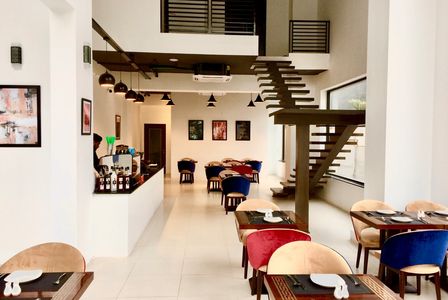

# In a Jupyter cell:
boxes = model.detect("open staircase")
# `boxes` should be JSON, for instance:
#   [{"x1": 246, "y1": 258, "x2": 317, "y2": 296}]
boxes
[{"x1": 252, "y1": 56, "x2": 366, "y2": 225}]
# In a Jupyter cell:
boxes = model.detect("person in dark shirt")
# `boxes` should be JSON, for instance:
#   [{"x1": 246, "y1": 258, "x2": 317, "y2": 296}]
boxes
[{"x1": 93, "y1": 133, "x2": 102, "y2": 172}]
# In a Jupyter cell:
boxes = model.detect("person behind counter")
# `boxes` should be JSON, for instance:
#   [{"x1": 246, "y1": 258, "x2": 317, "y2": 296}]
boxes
[{"x1": 93, "y1": 133, "x2": 103, "y2": 172}]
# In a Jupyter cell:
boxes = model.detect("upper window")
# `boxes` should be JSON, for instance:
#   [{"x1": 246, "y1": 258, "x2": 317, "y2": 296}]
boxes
[{"x1": 161, "y1": 0, "x2": 256, "y2": 35}]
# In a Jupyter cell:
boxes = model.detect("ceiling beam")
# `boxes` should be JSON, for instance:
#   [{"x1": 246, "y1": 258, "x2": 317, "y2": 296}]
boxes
[{"x1": 92, "y1": 19, "x2": 151, "y2": 79}]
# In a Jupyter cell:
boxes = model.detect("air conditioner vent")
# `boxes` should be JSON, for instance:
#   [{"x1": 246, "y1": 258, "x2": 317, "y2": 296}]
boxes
[{"x1": 193, "y1": 63, "x2": 232, "y2": 83}]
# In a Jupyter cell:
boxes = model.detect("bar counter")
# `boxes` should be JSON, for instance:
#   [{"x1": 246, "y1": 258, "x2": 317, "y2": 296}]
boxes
[{"x1": 90, "y1": 167, "x2": 164, "y2": 257}]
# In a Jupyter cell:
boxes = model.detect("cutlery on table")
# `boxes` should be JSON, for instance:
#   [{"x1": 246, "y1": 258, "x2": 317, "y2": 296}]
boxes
[
  {"x1": 286, "y1": 275, "x2": 305, "y2": 290},
  {"x1": 53, "y1": 272, "x2": 67, "y2": 285},
  {"x1": 0, "y1": 273, "x2": 5, "y2": 279},
  {"x1": 345, "y1": 274, "x2": 360, "y2": 286}
]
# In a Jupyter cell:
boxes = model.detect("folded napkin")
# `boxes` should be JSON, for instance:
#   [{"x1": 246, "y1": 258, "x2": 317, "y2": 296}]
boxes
[{"x1": 285, "y1": 275, "x2": 371, "y2": 295}]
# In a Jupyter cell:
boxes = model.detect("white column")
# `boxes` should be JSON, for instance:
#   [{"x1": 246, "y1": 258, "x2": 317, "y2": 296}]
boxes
[{"x1": 365, "y1": 0, "x2": 438, "y2": 209}]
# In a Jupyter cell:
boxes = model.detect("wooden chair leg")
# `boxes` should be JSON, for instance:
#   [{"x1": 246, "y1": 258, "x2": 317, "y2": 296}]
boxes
[
  {"x1": 244, "y1": 250, "x2": 248, "y2": 279},
  {"x1": 241, "y1": 246, "x2": 245, "y2": 267},
  {"x1": 378, "y1": 263, "x2": 385, "y2": 281},
  {"x1": 356, "y1": 243, "x2": 362, "y2": 269},
  {"x1": 435, "y1": 271, "x2": 441, "y2": 300},
  {"x1": 256, "y1": 270, "x2": 264, "y2": 300},
  {"x1": 416, "y1": 275, "x2": 421, "y2": 295},
  {"x1": 363, "y1": 247, "x2": 369, "y2": 274},
  {"x1": 399, "y1": 271, "x2": 406, "y2": 299},
  {"x1": 250, "y1": 269, "x2": 257, "y2": 295}
]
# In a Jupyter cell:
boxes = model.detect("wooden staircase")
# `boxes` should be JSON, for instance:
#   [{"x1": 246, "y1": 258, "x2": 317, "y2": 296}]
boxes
[
  {"x1": 252, "y1": 56, "x2": 366, "y2": 226},
  {"x1": 272, "y1": 125, "x2": 364, "y2": 197}
]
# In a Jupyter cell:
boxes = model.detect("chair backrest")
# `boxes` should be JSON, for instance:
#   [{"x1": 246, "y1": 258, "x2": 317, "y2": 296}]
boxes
[
  {"x1": 222, "y1": 158, "x2": 236, "y2": 163},
  {"x1": 405, "y1": 200, "x2": 448, "y2": 212},
  {"x1": 267, "y1": 241, "x2": 353, "y2": 275},
  {"x1": 207, "y1": 161, "x2": 223, "y2": 166},
  {"x1": 205, "y1": 165, "x2": 225, "y2": 179},
  {"x1": 0, "y1": 242, "x2": 86, "y2": 273},
  {"x1": 247, "y1": 229, "x2": 311, "y2": 270},
  {"x1": 246, "y1": 160, "x2": 262, "y2": 172},
  {"x1": 236, "y1": 198, "x2": 280, "y2": 211},
  {"x1": 219, "y1": 169, "x2": 239, "y2": 178},
  {"x1": 178, "y1": 160, "x2": 195, "y2": 172},
  {"x1": 221, "y1": 175, "x2": 250, "y2": 196},
  {"x1": 350, "y1": 199, "x2": 395, "y2": 242},
  {"x1": 231, "y1": 165, "x2": 253, "y2": 176},
  {"x1": 380, "y1": 230, "x2": 448, "y2": 270}
]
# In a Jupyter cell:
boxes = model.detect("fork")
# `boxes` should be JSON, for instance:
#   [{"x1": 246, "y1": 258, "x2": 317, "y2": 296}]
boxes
[
  {"x1": 53, "y1": 272, "x2": 67, "y2": 285},
  {"x1": 346, "y1": 274, "x2": 360, "y2": 286},
  {"x1": 0, "y1": 273, "x2": 6, "y2": 279},
  {"x1": 287, "y1": 275, "x2": 305, "y2": 290}
]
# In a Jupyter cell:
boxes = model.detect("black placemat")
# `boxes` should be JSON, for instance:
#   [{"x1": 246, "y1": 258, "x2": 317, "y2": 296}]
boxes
[
  {"x1": 0, "y1": 298, "x2": 51, "y2": 300},
  {"x1": 426, "y1": 211, "x2": 448, "y2": 218},
  {"x1": 365, "y1": 211, "x2": 427, "y2": 224},
  {"x1": 245, "y1": 211, "x2": 293, "y2": 225},
  {"x1": 0, "y1": 272, "x2": 73, "y2": 293},
  {"x1": 365, "y1": 211, "x2": 403, "y2": 218},
  {"x1": 285, "y1": 275, "x2": 372, "y2": 295}
]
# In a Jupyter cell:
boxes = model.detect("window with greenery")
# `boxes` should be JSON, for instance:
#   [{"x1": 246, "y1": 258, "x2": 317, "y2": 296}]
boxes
[{"x1": 327, "y1": 77, "x2": 366, "y2": 184}]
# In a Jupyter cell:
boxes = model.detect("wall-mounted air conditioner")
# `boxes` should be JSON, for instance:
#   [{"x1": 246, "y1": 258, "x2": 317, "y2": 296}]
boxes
[{"x1": 193, "y1": 63, "x2": 232, "y2": 83}]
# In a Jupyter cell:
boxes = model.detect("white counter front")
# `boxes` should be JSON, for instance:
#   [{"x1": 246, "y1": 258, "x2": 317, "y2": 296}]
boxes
[{"x1": 90, "y1": 168, "x2": 164, "y2": 257}]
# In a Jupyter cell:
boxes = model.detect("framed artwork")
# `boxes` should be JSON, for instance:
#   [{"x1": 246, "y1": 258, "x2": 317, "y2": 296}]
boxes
[
  {"x1": 115, "y1": 115, "x2": 121, "y2": 140},
  {"x1": 188, "y1": 120, "x2": 203, "y2": 140},
  {"x1": 212, "y1": 120, "x2": 227, "y2": 140},
  {"x1": 236, "y1": 120, "x2": 250, "y2": 141},
  {"x1": 0, "y1": 85, "x2": 41, "y2": 147},
  {"x1": 81, "y1": 98, "x2": 91, "y2": 135}
]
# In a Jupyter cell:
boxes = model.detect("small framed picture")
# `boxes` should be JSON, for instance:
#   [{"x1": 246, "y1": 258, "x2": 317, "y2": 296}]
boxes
[
  {"x1": 236, "y1": 120, "x2": 250, "y2": 141},
  {"x1": 115, "y1": 115, "x2": 121, "y2": 140},
  {"x1": 212, "y1": 120, "x2": 227, "y2": 141},
  {"x1": 189, "y1": 120, "x2": 203, "y2": 140},
  {"x1": 0, "y1": 85, "x2": 41, "y2": 146},
  {"x1": 81, "y1": 98, "x2": 92, "y2": 135}
]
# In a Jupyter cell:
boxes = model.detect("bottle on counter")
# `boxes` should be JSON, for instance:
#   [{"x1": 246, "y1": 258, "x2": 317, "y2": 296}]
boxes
[
  {"x1": 111, "y1": 167, "x2": 118, "y2": 192},
  {"x1": 105, "y1": 173, "x2": 111, "y2": 191}
]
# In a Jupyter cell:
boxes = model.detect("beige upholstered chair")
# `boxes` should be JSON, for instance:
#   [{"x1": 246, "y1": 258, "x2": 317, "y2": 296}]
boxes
[
  {"x1": 181, "y1": 157, "x2": 197, "y2": 163},
  {"x1": 235, "y1": 199, "x2": 280, "y2": 279},
  {"x1": 206, "y1": 160, "x2": 223, "y2": 166},
  {"x1": 222, "y1": 158, "x2": 236, "y2": 163},
  {"x1": 351, "y1": 199, "x2": 395, "y2": 274},
  {"x1": 267, "y1": 241, "x2": 352, "y2": 275},
  {"x1": 0, "y1": 242, "x2": 85, "y2": 273},
  {"x1": 405, "y1": 200, "x2": 448, "y2": 212}
]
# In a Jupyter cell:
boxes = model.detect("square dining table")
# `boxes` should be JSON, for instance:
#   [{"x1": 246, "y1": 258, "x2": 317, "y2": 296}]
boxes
[
  {"x1": 264, "y1": 274, "x2": 401, "y2": 299},
  {"x1": 350, "y1": 210, "x2": 448, "y2": 292},
  {"x1": 0, "y1": 272, "x2": 93, "y2": 300},
  {"x1": 234, "y1": 210, "x2": 308, "y2": 232}
]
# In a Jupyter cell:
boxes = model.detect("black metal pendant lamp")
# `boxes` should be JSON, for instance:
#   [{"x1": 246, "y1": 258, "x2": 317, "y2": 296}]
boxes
[
  {"x1": 114, "y1": 72, "x2": 128, "y2": 95},
  {"x1": 125, "y1": 71, "x2": 137, "y2": 101},
  {"x1": 161, "y1": 93, "x2": 171, "y2": 101},
  {"x1": 247, "y1": 93, "x2": 255, "y2": 107},
  {"x1": 166, "y1": 99, "x2": 175, "y2": 106},
  {"x1": 254, "y1": 94, "x2": 263, "y2": 103},
  {"x1": 134, "y1": 73, "x2": 144, "y2": 104},
  {"x1": 98, "y1": 39, "x2": 115, "y2": 87},
  {"x1": 208, "y1": 93, "x2": 217, "y2": 103}
]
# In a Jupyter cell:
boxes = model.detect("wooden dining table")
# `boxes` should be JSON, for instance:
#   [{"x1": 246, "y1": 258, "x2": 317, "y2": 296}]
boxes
[
  {"x1": 350, "y1": 210, "x2": 448, "y2": 291},
  {"x1": 234, "y1": 210, "x2": 309, "y2": 232},
  {"x1": 0, "y1": 272, "x2": 93, "y2": 300},
  {"x1": 264, "y1": 274, "x2": 401, "y2": 299}
]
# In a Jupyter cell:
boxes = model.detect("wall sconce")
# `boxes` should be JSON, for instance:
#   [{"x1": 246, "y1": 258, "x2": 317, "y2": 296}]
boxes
[
  {"x1": 10, "y1": 46, "x2": 22, "y2": 64},
  {"x1": 83, "y1": 45, "x2": 91, "y2": 64}
]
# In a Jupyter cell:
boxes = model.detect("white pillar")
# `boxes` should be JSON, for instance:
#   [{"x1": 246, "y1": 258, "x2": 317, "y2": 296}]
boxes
[{"x1": 365, "y1": 0, "x2": 438, "y2": 209}]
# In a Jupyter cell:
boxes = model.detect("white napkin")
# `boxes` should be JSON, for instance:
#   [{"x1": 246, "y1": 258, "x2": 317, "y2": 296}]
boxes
[{"x1": 333, "y1": 279, "x2": 349, "y2": 299}]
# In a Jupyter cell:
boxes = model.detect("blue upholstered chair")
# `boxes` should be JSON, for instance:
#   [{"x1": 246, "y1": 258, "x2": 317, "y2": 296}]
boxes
[
  {"x1": 177, "y1": 160, "x2": 196, "y2": 184},
  {"x1": 378, "y1": 229, "x2": 448, "y2": 300},
  {"x1": 246, "y1": 160, "x2": 262, "y2": 183},
  {"x1": 205, "y1": 165, "x2": 225, "y2": 193},
  {"x1": 221, "y1": 175, "x2": 250, "y2": 214}
]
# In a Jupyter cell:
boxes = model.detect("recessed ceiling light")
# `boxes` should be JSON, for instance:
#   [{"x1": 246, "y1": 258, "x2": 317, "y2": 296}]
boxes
[{"x1": 169, "y1": 58, "x2": 179, "y2": 62}]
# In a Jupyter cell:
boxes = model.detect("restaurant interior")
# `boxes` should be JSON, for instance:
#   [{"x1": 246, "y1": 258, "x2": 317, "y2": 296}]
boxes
[{"x1": 2, "y1": 0, "x2": 448, "y2": 299}]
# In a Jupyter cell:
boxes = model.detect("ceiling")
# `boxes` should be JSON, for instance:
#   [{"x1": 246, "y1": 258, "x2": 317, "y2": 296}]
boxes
[{"x1": 92, "y1": 51, "x2": 258, "y2": 77}]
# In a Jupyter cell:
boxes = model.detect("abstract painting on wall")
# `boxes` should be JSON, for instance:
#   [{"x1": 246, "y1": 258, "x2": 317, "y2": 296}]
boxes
[
  {"x1": 188, "y1": 120, "x2": 203, "y2": 140},
  {"x1": 235, "y1": 120, "x2": 250, "y2": 141},
  {"x1": 0, "y1": 85, "x2": 41, "y2": 147},
  {"x1": 212, "y1": 120, "x2": 227, "y2": 141},
  {"x1": 81, "y1": 98, "x2": 91, "y2": 135}
]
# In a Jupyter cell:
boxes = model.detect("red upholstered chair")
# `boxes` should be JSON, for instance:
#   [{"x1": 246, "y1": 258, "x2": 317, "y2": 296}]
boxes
[
  {"x1": 246, "y1": 229, "x2": 311, "y2": 300},
  {"x1": 231, "y1": 165, "x2": 254, "y2": 181}
]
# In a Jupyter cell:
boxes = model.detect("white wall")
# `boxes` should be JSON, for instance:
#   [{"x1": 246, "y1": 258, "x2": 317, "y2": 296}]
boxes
[
  {"x1": 266, "y1": 0, "x2": 289, "y2": 56},
  {"x1": 0, "y1": 0, "x2": 93, "y2": 262},
  {"x1": 431, "y1": 0, "x2": 448, "y2": 204},
  {"x1": 92, "y1": 0, "x2": 258, "y2": 55},
  {"x1": 292, "y1": 0, "x2": 319, "y2": 20},
  {"x1": 170, "y1": 93, "x2": 271, "y2": 181}
]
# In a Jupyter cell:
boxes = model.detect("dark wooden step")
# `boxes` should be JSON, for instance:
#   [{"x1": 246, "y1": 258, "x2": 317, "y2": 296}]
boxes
[
  {"x1": 270, "y1": 187, "x2": 290, "y2": 198},
  {"x1": 280, "y1": 181, "x2": 296, "y2": 190},
  {"x1": 262, "y1": 89, "x2": 310, "y2": 95},
  {"x1": 310, "y1": 132, "x2": 363, "y2": 137},
  {"x1": 263, "y1": 97, "x2": 314, "y2": 102},
  {"x1": 309, "y1": 163, "x2": 341, "y2": 168},
  {"x1": 266, "y1": 104, "x2": 319, "y2": 109},
  {"x1": 310, "y1": 141, "x2": 358, "y2": 145},
  {"x1": 310, "y1": 156, "x2": 346, "y2": 161}
]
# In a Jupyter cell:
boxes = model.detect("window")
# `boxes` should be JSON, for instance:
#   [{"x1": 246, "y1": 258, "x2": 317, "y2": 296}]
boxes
[{"x1": 326, "y1": 77, "x2": 366, "y2": 184}]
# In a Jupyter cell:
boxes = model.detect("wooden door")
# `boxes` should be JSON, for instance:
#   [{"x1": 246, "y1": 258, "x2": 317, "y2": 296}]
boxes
[{"x1": 144, "y1": 124, "x2": 166, "y2": 173}]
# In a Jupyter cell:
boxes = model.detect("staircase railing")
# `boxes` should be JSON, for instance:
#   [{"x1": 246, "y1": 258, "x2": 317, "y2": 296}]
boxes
[{"x1": 289, "y1": 20, "x2": 330, "y2": 53}]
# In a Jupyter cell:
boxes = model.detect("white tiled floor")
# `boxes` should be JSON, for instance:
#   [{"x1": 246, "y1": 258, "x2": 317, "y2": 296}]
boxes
[{"x1": 82, "y1": 175, "x2": 447, "y2": 299}]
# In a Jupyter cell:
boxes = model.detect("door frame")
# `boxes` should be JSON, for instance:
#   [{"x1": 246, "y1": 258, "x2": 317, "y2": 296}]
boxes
[{"x1": 144, "y1": 124, "x2": 166, "y2": 173}]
